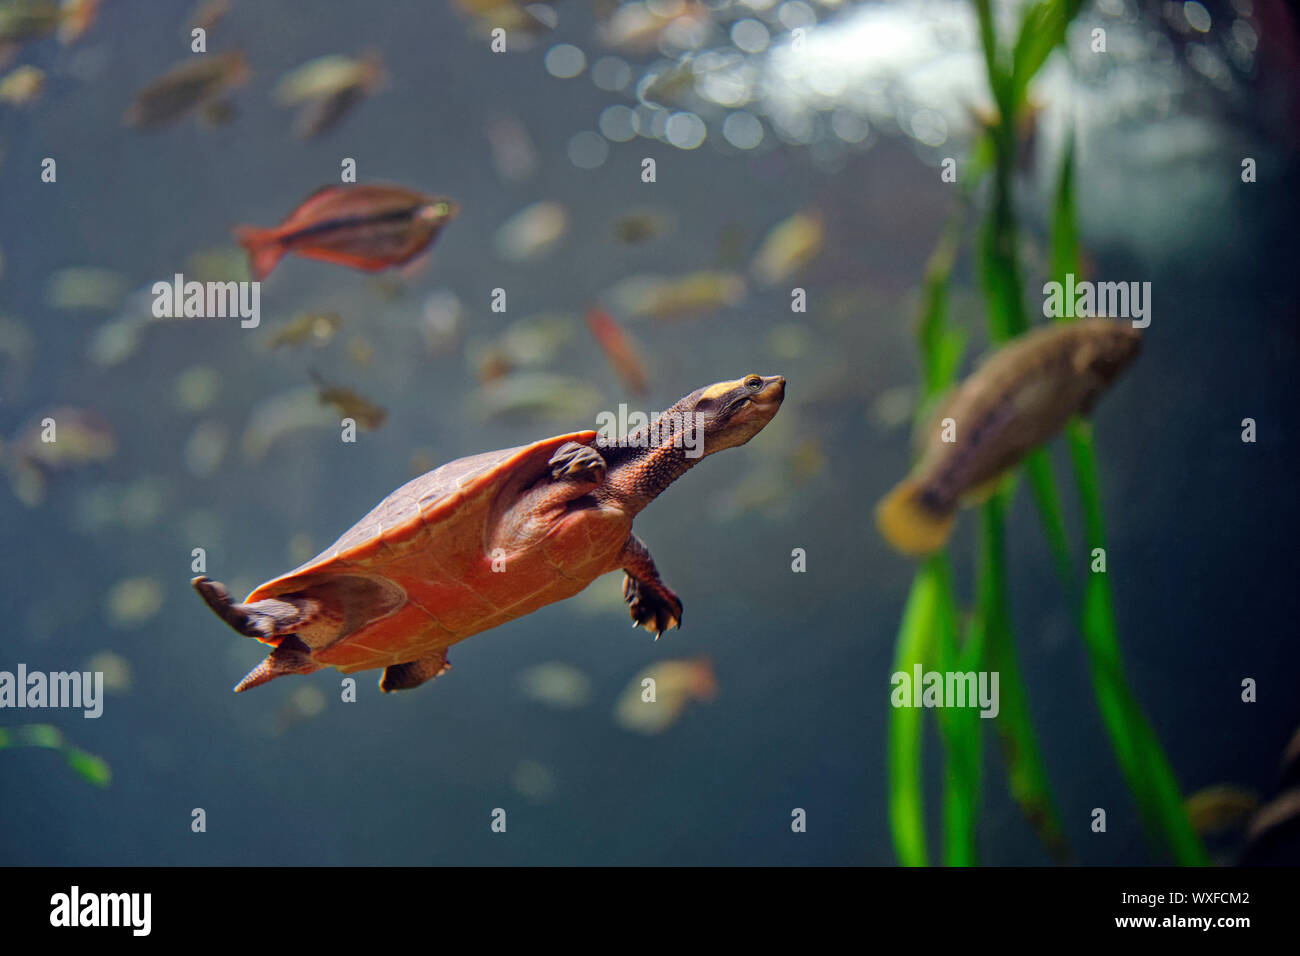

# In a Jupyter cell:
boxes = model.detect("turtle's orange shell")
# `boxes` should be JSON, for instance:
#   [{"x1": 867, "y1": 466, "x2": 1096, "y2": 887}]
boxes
[{"x1": 244, "y1": 429, "x2": 630, "y2": 674}]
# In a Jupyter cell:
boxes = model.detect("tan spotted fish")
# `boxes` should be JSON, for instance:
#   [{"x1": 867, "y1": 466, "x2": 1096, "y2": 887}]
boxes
[{"x1": 876, "y1": 318, "x2": 1141, "y2": 556}]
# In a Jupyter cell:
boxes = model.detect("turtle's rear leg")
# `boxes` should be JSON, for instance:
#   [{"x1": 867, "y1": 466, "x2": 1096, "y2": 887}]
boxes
[{"x1": 192, "y1": 576, "x2": 321, "y2": 641}]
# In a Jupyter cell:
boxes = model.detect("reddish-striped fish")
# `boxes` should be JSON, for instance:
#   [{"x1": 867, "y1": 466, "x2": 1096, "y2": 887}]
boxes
[
  {"x1": 585, "y1": 306, "x2": 649, "y2": 395},
  {"x1": 234, "y1": 184, "x2": 459, "y2": 280}
]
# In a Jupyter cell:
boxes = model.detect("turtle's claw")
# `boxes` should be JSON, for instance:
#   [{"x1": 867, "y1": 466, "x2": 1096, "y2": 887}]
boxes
[{"x1": 622, "y1": 574, "x2": 682, "y2": 637}]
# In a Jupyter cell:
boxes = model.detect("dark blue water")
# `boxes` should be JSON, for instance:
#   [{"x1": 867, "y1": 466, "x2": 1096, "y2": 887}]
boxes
[{"x1": 1, "y1": 0, "x2": 1296, "y2": 865}]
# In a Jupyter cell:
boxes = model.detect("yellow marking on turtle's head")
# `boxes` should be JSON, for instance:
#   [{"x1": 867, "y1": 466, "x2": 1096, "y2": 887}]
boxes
[
  {"x1": 698, "y1": 379, "x2": 740, "y2": 401},
  {"x1": 680, "y1": 374, "x2": 786, "y2": 456}
]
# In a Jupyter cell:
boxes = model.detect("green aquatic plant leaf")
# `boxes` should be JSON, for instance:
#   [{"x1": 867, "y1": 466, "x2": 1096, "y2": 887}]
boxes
[
  {"x1": 64, "y1": 747, "x2": 112, "y2": 788},
  {"x1": 930, "y1": 554, "x2": 983, "y2": 867},
  {"x1": 888, "y1": 568, "x2": 939, "y2": 866},
  {"x1": 1042, "y1": 133, "x2": 1207, "y2": 864},
  {"x1": 1, "y1": 723, "x2": 111, "y2": 788},
  {"x1": 979, "y1": 492, "x2": 1071, "y2": 861},
  {"x1": 1065, "y1": 424, "x2": 1208, "y2": 864},
  {"x1": 1009, "y1": 0, "x2": 1084, "y2": 114}
]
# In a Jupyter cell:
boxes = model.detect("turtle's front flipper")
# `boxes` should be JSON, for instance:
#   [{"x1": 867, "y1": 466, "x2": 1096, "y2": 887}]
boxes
[
  {"x1": 619, "y1": 534, "x2": 683, "y2": 639},
  {"x1": 192, "y1": 576, "x2": 322, "y2": 641},
  {"x1": 379, "y1": 651, "x2": 450, "y2": 692},
  {"x1": 548, "y1": 441, "x2": 606, "y2": 490}
]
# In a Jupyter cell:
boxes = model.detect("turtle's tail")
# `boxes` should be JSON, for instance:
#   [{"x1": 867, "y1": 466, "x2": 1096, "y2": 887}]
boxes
[
  {"x1": 234, "y1": 636, "x2": 321, "y2": 692},
  {"x1": 875, "y1": 478, "x2": 955, "y2": 557}
]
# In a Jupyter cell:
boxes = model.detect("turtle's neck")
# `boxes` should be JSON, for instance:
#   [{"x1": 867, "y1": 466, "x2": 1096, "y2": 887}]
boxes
[{"x1": 598, "y1": 402, "x2": 705, "y2": 514}]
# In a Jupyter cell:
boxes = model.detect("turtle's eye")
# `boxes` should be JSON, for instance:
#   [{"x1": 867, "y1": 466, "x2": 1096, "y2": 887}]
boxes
[{"x1": 744, "y1": 375, "x2": 762, "y2": 390}]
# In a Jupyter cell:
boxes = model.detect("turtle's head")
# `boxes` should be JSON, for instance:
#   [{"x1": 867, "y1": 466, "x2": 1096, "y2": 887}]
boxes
[{"x1": 676, "y1": 373, "x2": 786, "y2": 457}]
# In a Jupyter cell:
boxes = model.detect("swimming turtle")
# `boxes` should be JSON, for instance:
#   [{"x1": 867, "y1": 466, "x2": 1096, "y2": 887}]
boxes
[{"x1": 194, "y1": 374, "x2": 786, "y2": 692}]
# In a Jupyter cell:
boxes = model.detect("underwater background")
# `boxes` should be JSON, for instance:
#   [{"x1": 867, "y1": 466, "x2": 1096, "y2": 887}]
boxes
[{"x1": 1, "y1": 0, "x2": 1297, "y2": 865}]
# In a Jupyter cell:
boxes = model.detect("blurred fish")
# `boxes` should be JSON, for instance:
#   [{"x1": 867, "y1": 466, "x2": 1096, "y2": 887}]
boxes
[
  {"x1": 1243, "y1": 789, "x2": 1300, "y2": 865},
  {"x1": 474, "y1": 346, "x2": 514, "y2": 384},
  {"x1": 518, "y1": 661, "x2": 592, "y2": 709},
  {"x1": 4, "y1": 406, "x2": 115, "y2": 472},
  {"x1": 494, "y1": 200, "x2": 567, "y2": 263},
  {"x1": 613, "y1": 657, "x2": 717, "y2": 735},
  {"x1": 420, "y1": 289, "x2": 463, "y2": 356},
  {"x1": 124, "y1": 50, "x2": 250, "y2": 128},
  {"x1": 610, "y1": 270, "x2": 746, "y2": 320},
  {"x1": 475, "y1": 373, "x2": 602, "y2": 424},
  {"x1": 1241, "y1": 724, "x2": 1300, "y2": 864},
  {"x1": 310, "y1": 371, "x2": 386, "y2": 430},
  {"x1": 613, "y1": 210, "x2": 670, "y2": 244},
  {"x1": 234, "y1": 184, "x2": 458, "y2": 280},
  {"x1": 273, "y1": 50, "x2": 385, "y2": 140},
  {"x1": 185, "y1": 244, "x2": 250, "y2": 283},
  {"x1": 452, "y1": 0, "x2": 557, "y2": 45},
  {"x1": 876, "y1": 319, "x2": 1143, "y2": 557},
  {"x1": 266, "y1": 312, "x2": 340, "y2": 350},
  {"x1": 585, "y1": 306, "x2": 648, "y2": 395},
  {"x1": 0, "y1": 0, "x2": 59, "y2": 44},
  {"x1": 44, "y1": 266, "x2": 125, "y2": 310},
  {"x1": 484, "y1": 114, "x2": 537, "y2": 184},
  {"x1": 57, "y1": 0, "x2": 97, "y2": 43},
  {"x1": 85, "y1": 650, "x2": 132, "y2": 693},
  {"x1": 183, "y1": 419, "x2": 229, "y2": 477},
  {"x1": 470, "y1": 314, "x2": 576, "y2": 382},
  {"x1": 197, "y1": 96, "x2": 235, "y2": 127},
  {"x1": 346, "y1": 336, "x2": 374, "y2": 368},
  {"x1": 189, "y1": 0, "x2": 229, "y2": 33},
  {"x1": 274, "y1": 685, "x2": 327, "y2": 735},
  {"x1": 598, "y1": 0, "x2": 707, "y2": 54},
  {"x1": 511, "y1": 759, "x2": 557, "y2": 800},
  {"x1": 0, "y1": 63, "x2": 41, "y2": 104},
  {"x1": 0, "y1": 314, "x2": 35, "y2": 400},
  {"x1": 241, "y1": 386, "x2": 337, "y2": 461},
  {"x1": 750, "y1": 209, "x2": 824, "y2": 288},
  {"x1": 1185, "y1": 784, "x2": 1258, "y2": 836},
  {"x1": 104, "y1": 576, "x2": 164, "y2": 629}
]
